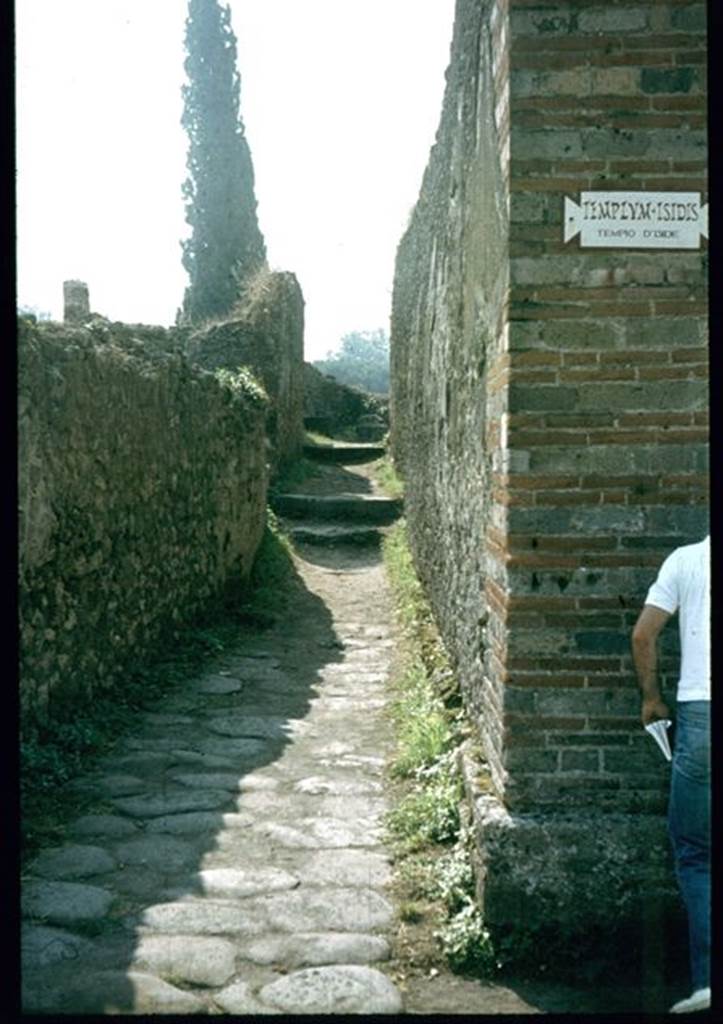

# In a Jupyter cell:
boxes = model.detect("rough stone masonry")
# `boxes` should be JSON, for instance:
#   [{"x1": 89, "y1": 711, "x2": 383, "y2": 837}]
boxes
[
  {"x1": 391, "y1": 0, "x2": 708, "y2": 946},
  {"x1": 18, "y1": 319, "x2": 269, "y2": 723}
]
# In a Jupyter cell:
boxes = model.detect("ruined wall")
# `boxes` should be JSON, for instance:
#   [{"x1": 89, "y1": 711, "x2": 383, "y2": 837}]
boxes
[
  {"x1": 186, "y1": 271, "x2": 304, "y2": 471},
  {"x1": 19, "y1": 320, "x2": 268, "y2": 724},
  {"x1": 390, "y1": 0, "x2": 708, "y2": 940},
  {"x1": 303, "y1": 362, "x2": 388, "y2": 437}
]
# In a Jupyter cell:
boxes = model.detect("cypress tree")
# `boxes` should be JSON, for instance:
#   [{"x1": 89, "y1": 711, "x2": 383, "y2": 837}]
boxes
[{"x1": 180, "y1": 0, "x2": 266, "y2": 323}]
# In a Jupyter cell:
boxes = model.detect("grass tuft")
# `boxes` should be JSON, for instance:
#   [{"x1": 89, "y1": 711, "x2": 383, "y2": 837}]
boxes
[
  {"x1": 388, "y1": 659, "x2": 454, "y2": 777},
  {"x1": 371, "y1": 456, "x2": 404, "y2": 500},
  {"x1": 382, "y1": 519, "x2": 501, "y2": 979}
]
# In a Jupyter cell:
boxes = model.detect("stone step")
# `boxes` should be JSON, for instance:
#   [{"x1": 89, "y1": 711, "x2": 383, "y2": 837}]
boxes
[
  {"x1": 303, "y1": 443, "x2": 386, "y2": 464},
  {"x1": 272, "y1": 493, "x2": 402, "y2": 524},
  {"x1": 285, "y1": 522, "x2": 384, "y2": 548}
]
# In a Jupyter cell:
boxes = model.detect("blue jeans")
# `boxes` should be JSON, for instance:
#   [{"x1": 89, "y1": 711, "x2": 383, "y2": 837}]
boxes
[{"x1": 668, "y1": 700, "x2": 710, "y2": 991}]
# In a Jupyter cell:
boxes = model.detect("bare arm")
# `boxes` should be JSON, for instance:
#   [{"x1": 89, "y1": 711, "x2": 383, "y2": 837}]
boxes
[{"x1": 631, "y1": 605, "x2": 673, "y2": 725}]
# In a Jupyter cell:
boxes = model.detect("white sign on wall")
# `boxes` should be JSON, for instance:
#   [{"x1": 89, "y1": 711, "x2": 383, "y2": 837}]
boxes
[{"x1": 563, "y1": 191, "x2": 708, "y2": 249}]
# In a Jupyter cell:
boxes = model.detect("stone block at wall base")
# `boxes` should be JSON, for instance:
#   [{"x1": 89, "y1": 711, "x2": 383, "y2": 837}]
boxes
[{"x1": 459, "y1": 743, "x2": 685, "y2": 978}]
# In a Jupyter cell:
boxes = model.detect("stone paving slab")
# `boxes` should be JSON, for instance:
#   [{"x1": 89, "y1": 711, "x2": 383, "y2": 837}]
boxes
[
  {"x1": 247, "y1": 888, "x2": 396, "y2": 933},
  {"x1": 240, "y1": 932, "x2": 391, "y2": 968},
  {"x1": 252, "y1": 817, "x2": 385, "y2": 849},
  {"x1": 22, "y1": 880, "x2": 115, "y2": 925},
  {"x1": 114, "y1": 835, "x2": 198, "y2": 871},
  {"x1": 214, "y1": 979, "x2": 281, "y2": 1014},
  {"x1": 236, "y1": 790, "x2": 388, "y2": 821},
  {"x1": 144, "y1": 810, "x2": 255, "y2": 834},
  {"x1": 111, "y1": 790, "x2": 234, "y2": 817},
  {"x1": 22, "y1": 922, "x2": 93, "y2": 969},
  {"x1": 129, "y1": 934, "x2": 238, "y2": 987},
  {"x1": 195, "y1": 736, "x2": 273, "y2": 758},
  {"x1": 167, "y1": 748, "x2": 242, "y2": 769},
  {"x1": 99, "y1": 751, "x2": 175, "y2": 772},
  {"x1": 258, "y1": 965, "x2": 403, "y2": 1014},
  {"x1": 23, "y1": 968, "x2": 208, "y2": 1015},
  {"x1": 134, "y1": 899, "x2": 270, "y2": 936},
  {"x1": 170, "y1": 770, "x2": 251, "y2": 791},
  {"x1": 29, "y1": 844, "x2": 118, "y2": 879},
  {"x1": 296, "y1": 848, "x2": 394, "y2": 887},
  {"x1": 197, "y1": 675, "x2": 244, "y2": 695},
  {"x1": 184, "y1": 866, "x2": 300, "y2": 898},
  {"x1": 71, "y1": 772, "x2": 148, "y2": 797},
  {"x1": 204, "y1": 713, "x2": 311, "y2": 739},
  {"x1": 294, "y1": 774, "x2": 384, "y2": 795}
]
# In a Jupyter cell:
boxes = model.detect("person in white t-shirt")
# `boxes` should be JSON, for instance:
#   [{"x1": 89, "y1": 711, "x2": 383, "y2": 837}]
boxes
[{"x1": 632, "y1": 534, "x2": 710, "y2": 1014}]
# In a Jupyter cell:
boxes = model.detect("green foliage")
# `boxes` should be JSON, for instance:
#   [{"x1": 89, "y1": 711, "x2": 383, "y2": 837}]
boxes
[
  {"x1": 18, "y1": 304, "x2": 52, "y2": 322},
  {"x1": 396, "y1": 855, "x2": 439, "y2": 899},
  {"x1": 388, "y1": 660, "x2": 454, "y2": 777},
  {"x1": 434, "y1": 839, "x2": 476, "y2": 914},
  {"x1": 382, "y1": 520, "x2": 427, "y2": 632},
  {"x1": 371, "y1": 456, "x2": 404, "y2": 500},
  {"x1": 383, "y1": 519, "x2": 503, "y2": 979},
  {"x1": 312, "y1": 329, "x2": 390, "y2": 395},
  {"x1": 180, "y1": 0, "x2": 266, "y2": 323},
  {"x1": 214, "y1": 366, "x2": 268, "y2": 407},
  {"x1": 436, "y1": 902, "x2": 497, "y2": 975},
  {"x1": 399, "y1": 901, "x2": 427, "y2": 924},
  {"x1": 385, "y1": 760, "x2": 461, "y2": 852},
  {"x1": 429, "y1": 824, "x2": 498, "y2": 974}
]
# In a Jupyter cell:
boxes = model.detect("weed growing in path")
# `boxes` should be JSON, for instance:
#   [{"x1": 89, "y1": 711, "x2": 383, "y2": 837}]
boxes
[
  {"x1": 372, "y1": 455, "x2": 404, "y2": 500},
  {"x1": 388, "y1": 659, "x2": 454, "y2": 777},
  {"x1": 382, "y1": 520, "x2": 499, "y2": 980}
]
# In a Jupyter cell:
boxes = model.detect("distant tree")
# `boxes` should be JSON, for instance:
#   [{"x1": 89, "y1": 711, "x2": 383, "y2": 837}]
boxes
[
  {"x1": 180, "y1": 0, "x2": 266, "y2": 324},
  {"x1": 17, "y1": 304, "x2": 52, "y2": 321},
  {"x1": 313, "y1": 329, "x2": 390, "y2": 395}
]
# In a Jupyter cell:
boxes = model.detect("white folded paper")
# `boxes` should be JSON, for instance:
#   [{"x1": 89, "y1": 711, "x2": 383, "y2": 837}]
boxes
[{"x1": 645, "y1": 719, "x2": 672, "y2": 761}]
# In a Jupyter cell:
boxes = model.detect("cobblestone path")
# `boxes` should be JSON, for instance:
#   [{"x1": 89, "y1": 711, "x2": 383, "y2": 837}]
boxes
[{"x1": 21, "y1": 451, "x2": 406, "y2": 1014}]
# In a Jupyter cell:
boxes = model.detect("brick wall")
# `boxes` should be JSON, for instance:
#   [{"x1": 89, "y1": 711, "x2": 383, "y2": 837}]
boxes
[{"x1": 502, "y1": 0, "x2": 709, "y2": 813}]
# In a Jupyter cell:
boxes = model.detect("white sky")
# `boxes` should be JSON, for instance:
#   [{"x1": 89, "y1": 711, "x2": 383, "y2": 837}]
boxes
[{"x1": 15, "y1": 0, "x2": 455, "y2": 359}]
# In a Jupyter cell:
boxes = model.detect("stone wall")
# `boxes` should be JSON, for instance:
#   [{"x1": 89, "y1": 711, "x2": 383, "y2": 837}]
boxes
[
  {"x1": 185, "y1": 271, "x2": 304, "y2": 472},
  {"x1": 390, "y1": 0, "x2": 511, "y2": 784},
  {"x1": 19, "y1": 320, "x2": 268, "y2": 724},
  {"x1": 303, "y1": 362, "x2": 388, "y2": 438},
  {"x1": 391, "y1": 0, "x2": 708, "y2": 941}
]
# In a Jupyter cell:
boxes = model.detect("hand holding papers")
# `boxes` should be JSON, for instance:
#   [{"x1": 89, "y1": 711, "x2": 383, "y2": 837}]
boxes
[{"x1": 645, "y1": 719, "x2": 672, "y2": 761}]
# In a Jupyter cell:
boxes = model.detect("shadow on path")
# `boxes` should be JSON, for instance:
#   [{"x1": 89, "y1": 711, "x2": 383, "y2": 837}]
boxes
[{"x1": 21, "y1": 555, "x2": 346, "y2": 1013}]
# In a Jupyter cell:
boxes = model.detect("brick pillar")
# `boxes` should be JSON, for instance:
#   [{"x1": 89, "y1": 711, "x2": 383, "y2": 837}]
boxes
[{"x1": 501, "y1": 0, "x2": 708, "y2": 814}]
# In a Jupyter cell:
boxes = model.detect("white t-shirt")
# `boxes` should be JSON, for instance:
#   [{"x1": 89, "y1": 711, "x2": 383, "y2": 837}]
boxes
[{"x1": 645, "y1": 534, "x2": 710, "y2": 701}]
